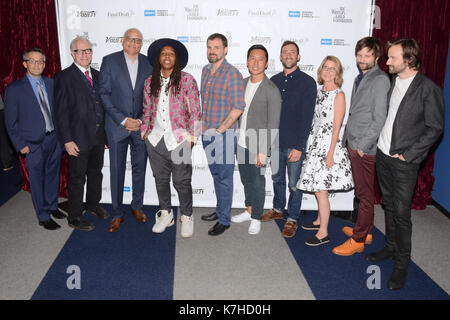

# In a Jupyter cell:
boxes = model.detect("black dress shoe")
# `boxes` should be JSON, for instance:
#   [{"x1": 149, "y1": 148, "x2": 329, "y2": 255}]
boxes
[
  {"x1": 208, "y1": 222, "x2": 230, "y2": 236},
  {"x1": 50, "y1": 208, "x2": 67, "y2": 219},
  {"x1": 387, "y1": 268, "x2": 408, "y2": 290},
  {"x1": 201, "y1": 212, "x2": 218, "y2": 221},
  {"x1": 86, "y1": 206, "x2": 110, "y2": 220},
  {"x1": 68, "y1": 217, "x2": 95, "y2": 232},
  {"x1": 39, "y1": 218, "x2": 61, "y2": 230},
  {"x1": 365, "y1": 247, "x2": 395, "y2": 262}
]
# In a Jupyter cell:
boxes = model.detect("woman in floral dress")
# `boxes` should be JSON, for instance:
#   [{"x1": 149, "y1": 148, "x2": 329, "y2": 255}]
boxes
[{"x1": 297, "y1": 56, "x2": 354, "y2": 246}]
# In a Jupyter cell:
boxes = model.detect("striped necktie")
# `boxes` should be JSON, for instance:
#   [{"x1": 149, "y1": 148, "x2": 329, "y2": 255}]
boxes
[{"x1": 37, "y1": 80, "x2": 54, "y2": 132}]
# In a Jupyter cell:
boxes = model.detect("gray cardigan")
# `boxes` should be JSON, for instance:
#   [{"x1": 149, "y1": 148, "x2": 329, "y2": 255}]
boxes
[
  {"x1": 343, "y1": 65, "x2": 390, "y2": 155},
  {"x1": 239, "y1": 75, "x2": 282, "y2": 156}
]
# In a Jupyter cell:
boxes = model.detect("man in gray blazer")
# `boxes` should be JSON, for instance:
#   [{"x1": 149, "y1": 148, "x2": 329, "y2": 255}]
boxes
[
  {"x1": 333, "y1": 37, "x2": 390, "y2": 256},
  {"x1": 367, "y1": 38, "x2": 444, "y2": 290},
  {"x1": 231, "y1": 45, "x2": 282, "y2": 235}
]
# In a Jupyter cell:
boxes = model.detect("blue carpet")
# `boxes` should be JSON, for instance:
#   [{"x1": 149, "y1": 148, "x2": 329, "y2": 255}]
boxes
[
  {"x1": 277, "y1": 211, "x2": 449, "y2": 300},
  {"x1": 32, "y1": 204, "x2": 177, "y2": 300}
]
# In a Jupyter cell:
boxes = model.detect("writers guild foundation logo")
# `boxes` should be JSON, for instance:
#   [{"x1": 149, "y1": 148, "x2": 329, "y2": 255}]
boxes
[
  {"x1": 75, "y1": 32, "x2": 97, "y2": 47},
  {"x1": 266, "y1": 59, "x2": 278, "y2": 76},
  {"x1": 225, "y1": 32, "x2": 240, "y2": 47},
  {"x1": 332, "y1": 7, "x2": 353, "y2": 23},
  {"x1": 185, "y1": 4, "x2": 207, "y2": 20},
  {"x1": 217, "y1": 9, "x2": 239, "y2": 16}
]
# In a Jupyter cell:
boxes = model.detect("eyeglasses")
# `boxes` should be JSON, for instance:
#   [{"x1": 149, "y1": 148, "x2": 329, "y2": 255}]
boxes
[
  {"x1": 322, "y1": 66, "x2": 337, "y2": 72},
  {"x1": 25, "y1": 59, "x2": 45, "y2": 65},
  {"x1": 124, "y1": 36, "x2": 143, "y2": 44},
  {"x1": 73, "y1": 48, "x2": 93, "y2": 55}
]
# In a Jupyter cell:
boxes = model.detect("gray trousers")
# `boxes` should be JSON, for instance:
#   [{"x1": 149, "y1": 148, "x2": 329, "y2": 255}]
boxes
[{"x1": 146, "y1": 138, "x2": 193, "y2": 216}]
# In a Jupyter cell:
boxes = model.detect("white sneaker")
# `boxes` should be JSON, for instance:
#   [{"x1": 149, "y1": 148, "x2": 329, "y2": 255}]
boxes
[
  {"x1": 231, "y1": 210, "x2": 252, "y2": 223},
  {"x1": 180, "y1": 215, "x2": 194, "y2": 238},
  {"x1": 152, "y1": 210, "x2": 174, "y2": 233},
  {"x1": 248, "y1": 219, "x2": 261, "y2": 235}
]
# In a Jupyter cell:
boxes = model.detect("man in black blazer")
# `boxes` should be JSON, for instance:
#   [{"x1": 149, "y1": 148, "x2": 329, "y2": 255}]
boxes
[
  {"x1": 366, "y1": 39, "x2": 445, "y2": 290},
  {"x1": 99, "y1": 28, "x2": 153, "y2": 232},
  {"x1": 54, "y1": 37, "x2": 109, "y2": 232},
  {"x1": 4, "y1": 48, "x2": 64, "y2": 230}
]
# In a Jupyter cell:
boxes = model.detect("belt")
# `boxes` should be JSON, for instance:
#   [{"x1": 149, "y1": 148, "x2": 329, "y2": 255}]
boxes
[{"x1": 45, "y1": 130, "x2": 54, "y2": 136}]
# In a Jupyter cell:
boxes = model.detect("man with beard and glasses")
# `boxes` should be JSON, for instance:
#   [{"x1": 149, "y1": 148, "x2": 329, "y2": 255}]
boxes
[
  {"x1": 260, "y1": 41, "x2": 316, "y2": 238},
  {"x1": 200, "y1": 33, "x2": 245, "y2": 236},
  {"x1": 333, "y1": 36, "x2": 390, "y2": 256}
]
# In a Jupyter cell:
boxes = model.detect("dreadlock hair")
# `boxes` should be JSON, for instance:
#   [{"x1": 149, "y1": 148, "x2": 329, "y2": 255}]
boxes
[{"x1": 149, "y1": 47, "x2": 182, "y2": 98}]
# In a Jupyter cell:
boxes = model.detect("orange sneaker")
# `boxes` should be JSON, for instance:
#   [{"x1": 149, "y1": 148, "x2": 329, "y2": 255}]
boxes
[
  {"x1": 332, "y1": 238, "x2": 364, "y2": 256},
  {"x1": 342, "y1": 226, "x2": 373, "y2": 244}
]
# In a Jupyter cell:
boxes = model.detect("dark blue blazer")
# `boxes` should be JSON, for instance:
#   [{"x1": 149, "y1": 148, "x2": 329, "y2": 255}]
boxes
[
  {"x1": 54, "y1": 63, "x2": 105, "y2": 152},
  {"x1": 4, "y1": 75, "x2": 55, "y2": 152},
  {"x1": 99, "y1": 51, "x2": 152, "y2": 143}
]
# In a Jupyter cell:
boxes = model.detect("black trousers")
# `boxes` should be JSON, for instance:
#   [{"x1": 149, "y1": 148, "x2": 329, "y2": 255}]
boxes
[
  {"x1": 68, "y1": 133, "x2": 105, "y2": 221},
  {"x1": 376, "y1": 148, "x2": 420, "y2": 270},
  {"x1": 0, "y1": 110, "x2": 14, "y2": 169}
]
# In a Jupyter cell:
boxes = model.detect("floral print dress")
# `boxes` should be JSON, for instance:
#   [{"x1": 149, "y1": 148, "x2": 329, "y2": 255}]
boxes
[{"x1": 297, "y1": 87, "x2": 354, "y2": 192}]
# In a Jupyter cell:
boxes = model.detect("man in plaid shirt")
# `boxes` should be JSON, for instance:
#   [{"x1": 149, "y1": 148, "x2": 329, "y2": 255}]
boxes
[{"x1": 200, "y1": 33, "x2": 245, "y2": 236}]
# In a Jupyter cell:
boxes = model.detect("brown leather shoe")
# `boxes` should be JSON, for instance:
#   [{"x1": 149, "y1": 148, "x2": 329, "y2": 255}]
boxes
[
  {"x1": 108, "y1": 217, "x2": 124, "y2": 232},
  {"x1": 261, "y1": 209, "x2": 284, "y2": 222},
  {"x1": 342, "y1": 226, "x2": 373, "y2": 244},
  {"x1": 131, "y1": 209, "x2": 147, "y2": 223},
  {"x1": 282, "y1": 220, "x2": 298, "y2": 238}
]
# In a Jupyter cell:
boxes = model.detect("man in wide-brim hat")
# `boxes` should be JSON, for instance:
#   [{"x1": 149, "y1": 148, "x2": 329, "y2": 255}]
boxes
[{"x1": 141, "y1": 38, "x2": 201, "y2": 238}]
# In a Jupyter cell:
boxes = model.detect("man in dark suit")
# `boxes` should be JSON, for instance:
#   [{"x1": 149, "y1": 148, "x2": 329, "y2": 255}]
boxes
[
  {"x1": 366, "y1": 38, "x2": 445, "y2": 290},
  {"x1": 54, "y1": 36, "x2": 109, "y2": 232},
  {"x1": 99, "y1": 28, "x2": 153, "y2": 232},
  {"x1": 4, "y1": 48, "x2": 64, "y2": 230}
]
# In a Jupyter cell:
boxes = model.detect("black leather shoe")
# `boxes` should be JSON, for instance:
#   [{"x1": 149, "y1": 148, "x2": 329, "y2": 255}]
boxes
[
  {"x1": 86, "y1": 206, "x2": 110, "y2": 220},
  {"x1": 50, "y1": 208, "x2": 67, "y2": 219},
  {"x1": 208, "y1": 222, "x2": 230, "y2": 236},
  {"x1": 68, "y1": 218, "x2": 95, "y2": 232},
  {"x1": 39, "y1": 218, "x2": 61, "y2": 230},
  {"x1": 365, "y1": 247, "x2": 395, "y2": 262},
  {"x1": 201, "y1": 212, "x2": 218, "y2": 221},
  {"x1": 387, "y1": 268, "x2": 408, "y2": 290}
]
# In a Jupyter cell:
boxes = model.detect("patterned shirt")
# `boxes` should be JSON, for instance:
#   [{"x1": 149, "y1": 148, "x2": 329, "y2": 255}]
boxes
[{"x1": 201, "y1": 59, "x2": 245, "y2": 132}]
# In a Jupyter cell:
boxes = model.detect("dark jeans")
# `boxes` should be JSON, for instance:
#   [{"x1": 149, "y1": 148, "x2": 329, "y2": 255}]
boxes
[
  {"x1": 202, "y1": 130, "x2": 237, "y2": 226},
  {"x1": 237, "y1": 145, "x2": 266, "y2": 220},
  {"x1": 348, "y1": 146, "x2": 376, "y2": 242},
  {"x1": 376, "y1": 148, "x2": 419, "y2": 270},
  {"x1": 146, "y1": 139, "x2": 193, "y2": 216},
  {"x1": 271, "y1": 147, "x2": 304, "y2": 221},
  {"x1": 68, "y1": 133, "x2": 105, "y2": 221}
]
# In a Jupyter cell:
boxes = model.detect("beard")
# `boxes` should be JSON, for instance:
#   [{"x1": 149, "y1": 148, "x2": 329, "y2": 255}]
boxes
[
  {"x1": 208, "y1": 54, "x2": 220, "y2": 63},
  {"x1": 281, "y1": 60, "x2": 298, "y2": 70},
  {"x1": 357, "y1": 61, "x2": 375, "y2": 72}
]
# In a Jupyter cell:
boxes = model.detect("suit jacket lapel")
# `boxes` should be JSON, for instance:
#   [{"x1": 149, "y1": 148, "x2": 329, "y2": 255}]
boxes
[
  {"x1": 22, "y1": 76, "x2": 41, "y2": 111},
  {"x1": 119, "y1": 51, "x2": 134, "y2": 92}
]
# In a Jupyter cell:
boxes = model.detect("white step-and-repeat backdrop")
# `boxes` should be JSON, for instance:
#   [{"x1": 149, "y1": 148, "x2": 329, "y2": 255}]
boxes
[{"x1": 55, "y1": 0, "x2": 376, "y2": 210}]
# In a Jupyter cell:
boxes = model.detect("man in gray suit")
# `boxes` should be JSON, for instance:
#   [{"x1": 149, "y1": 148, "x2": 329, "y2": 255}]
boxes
[
  {"x1": 333, "y1": 37, "x2": 390, "y2": 256},
  {"x1": 231, "y1": 44, "x2": 282, "y2": 235}
]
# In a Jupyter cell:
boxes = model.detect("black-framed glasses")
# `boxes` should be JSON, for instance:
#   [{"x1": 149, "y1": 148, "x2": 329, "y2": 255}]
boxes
[
  {"x1": 124, "y1": 36, "x2": 143, "y2": 44},
  {"x1": 25, "y1": 59, "x2": 45, "y2": 65},
  {"x1": 73, "y1": 48, "x2": 93, "y2": 55}
]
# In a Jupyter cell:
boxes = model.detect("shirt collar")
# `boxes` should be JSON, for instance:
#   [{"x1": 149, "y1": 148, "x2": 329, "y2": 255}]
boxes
[
  {"x1": 206, "y1": 58, "x2": 228, "y2": 72},
  {"x1": 26, "y1": 73, "x2": 42, "y2": 86},
  {"x1": 74, "y1": 62, "x2": 90, "y2": 74}
]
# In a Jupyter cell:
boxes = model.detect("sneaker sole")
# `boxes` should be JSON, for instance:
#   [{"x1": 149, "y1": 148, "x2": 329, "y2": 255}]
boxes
[
  {"x1": 305, "y1": 239, "x2": 330, "y2": 246},
  {"x1": 152, "y1": 219, "x2": 175, "y2": 233},
  {"x1": 302, "y1": 225, "x2": 320, "y2": 231}
]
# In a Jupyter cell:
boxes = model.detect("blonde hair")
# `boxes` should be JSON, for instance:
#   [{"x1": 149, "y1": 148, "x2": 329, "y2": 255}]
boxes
[{"x1": 317, "y1": 55, "x2": 343, "y2": 87}]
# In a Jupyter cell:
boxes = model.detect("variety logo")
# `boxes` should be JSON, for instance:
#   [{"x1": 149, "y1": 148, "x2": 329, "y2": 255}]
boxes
[
  {"x1": 106, "y1": 36, "x2": 122, "y2": 43},
  {"x1": 250, "y1": 36, "x2": 272, "y2": 44},
  {"x1": 76, "y1": 10, "x2": 96, "y2": 18},
  {"x1": 217, "y1": 9, "x2": 239, "y2": 16}
]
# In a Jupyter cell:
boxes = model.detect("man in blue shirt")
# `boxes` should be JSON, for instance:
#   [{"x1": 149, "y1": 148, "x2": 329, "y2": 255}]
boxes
[
  {"x1": 261, "y1": 41, "x2": 316, "y2": 238},
  {"x1": 4, "y1": 48, "x2": 64, "y2": 230}
]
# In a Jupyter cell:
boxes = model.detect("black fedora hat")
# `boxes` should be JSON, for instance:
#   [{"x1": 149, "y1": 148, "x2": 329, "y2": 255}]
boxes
[{"x1": 147, "y1": 38, "x2": 189, "y2": 70}]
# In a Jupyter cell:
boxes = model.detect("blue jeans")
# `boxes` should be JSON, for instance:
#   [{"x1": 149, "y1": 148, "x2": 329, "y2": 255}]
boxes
[
  {"x1": 271, "y1": 148, "x2": 304, "y2": 221},
  {"x1": 202, "y1": 130, "x2": 237, "y2": 226}
]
